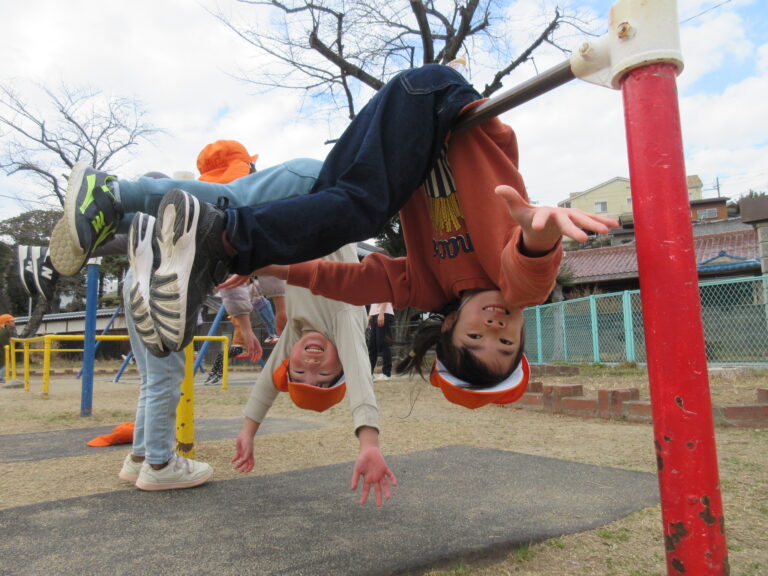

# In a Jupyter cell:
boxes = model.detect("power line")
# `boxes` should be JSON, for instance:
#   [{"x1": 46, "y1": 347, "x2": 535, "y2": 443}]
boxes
[{"x1": 680, "y1": 0, "x2": 733, "y2": 24}]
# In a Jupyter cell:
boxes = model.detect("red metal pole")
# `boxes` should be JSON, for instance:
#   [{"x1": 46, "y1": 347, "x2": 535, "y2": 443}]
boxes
[{"x1": 621, "y1": 63, "x2": 729, "y2": 575}]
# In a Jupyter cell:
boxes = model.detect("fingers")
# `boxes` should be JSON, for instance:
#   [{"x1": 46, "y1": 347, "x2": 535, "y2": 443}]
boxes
[
  {"x1": 494, "y1": 185, "x2": 533, "y2": 209},
  {"x1": 217, "y1": 274, "x2": 250, "y2": 290},
  {"x1": 359, "y1": 479, "x2": 371, "y2": 506}
]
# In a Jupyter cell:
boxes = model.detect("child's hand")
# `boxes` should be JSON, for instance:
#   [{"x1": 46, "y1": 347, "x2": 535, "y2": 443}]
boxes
[
  {"x1": 495, "y1": 185, "x2": 619, "y2": 254},
  {"x1": 351, "y1": 446, "x2": 398, "y2": 507},
  {"x1": 217, "y1": 274, "x2": 251, "y2": 290},
  {"x1": 253, "y1": 265, "x2": 289, "y2": 280},
  {"x1": 232, "y1": 419, "x2": 260, "y2": 473}
]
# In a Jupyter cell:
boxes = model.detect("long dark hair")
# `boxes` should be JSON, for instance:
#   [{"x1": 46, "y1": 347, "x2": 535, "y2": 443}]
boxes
[{"x1": 395, "y1": 306, "x2": 526, "y2": 389}]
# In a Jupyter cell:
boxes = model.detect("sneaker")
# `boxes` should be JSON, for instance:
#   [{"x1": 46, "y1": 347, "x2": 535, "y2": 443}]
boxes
[
  {"x1": 134, "y1": 454, "x2": 213, "y2": 491},
  {"x1": 118, "y1": 453, "x2": 143, "y2": 483},
  {"x1": 374, "y1": 373, "x2": 391, "y2": 381},
  {"x1": 263, "y1": 335, "x2": 279, "y2": 346},
  {"x1": 32, "y1": 248, "x2": 59, "y2": 302},
  {"x1": 150, "y1": 189, "x2": 231, "y2": 352},
  {"x1": 16, "y1": 245, "x2": 35, "y2": 297},
  {"x1": 51, "y1": 161, "x2": 122, "y2": 275},
  {"x1": 205, "y1": 374, "x2": 222, "y2": 386},
  {"x1": 127, "y1": 213, "x2": 168, "y2": 357}
]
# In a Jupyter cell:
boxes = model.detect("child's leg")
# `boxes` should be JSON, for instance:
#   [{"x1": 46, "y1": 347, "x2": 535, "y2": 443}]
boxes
[
  {"x1": 381, "y1": 315, "x2": 394, "y2": 377},
  {"x1": 225, "y1": 64, "x2": 481, "y2": 273},
  {"x1": 255, "y1": 297, "x2": 278, "y2": 336},
  {"x1": 116, "y1": 158, "x2": 322, "y2": 235},
  {"x1": 368, "y1": 321, "x2": 379, "y2": 374}
]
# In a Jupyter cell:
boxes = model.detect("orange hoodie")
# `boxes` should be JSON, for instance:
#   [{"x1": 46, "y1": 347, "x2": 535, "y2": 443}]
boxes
[{"x1": 287, "y1": 109, "x2": 562, "y2": 311}]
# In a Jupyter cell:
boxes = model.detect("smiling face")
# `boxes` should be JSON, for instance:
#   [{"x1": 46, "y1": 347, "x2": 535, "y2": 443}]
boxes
[
  {"x1": 447, "y1": 290, "x2": 524, "y2": 377},
  {"x1": 288, "y1": 331, "x2": 343, "y2": 388}
]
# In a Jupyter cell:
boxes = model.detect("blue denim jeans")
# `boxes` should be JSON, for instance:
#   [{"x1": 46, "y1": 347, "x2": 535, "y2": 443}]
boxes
[
  {"x1": 368, "y1": 313, "x2": 394, "y2": 377},
  {"x1": 254, "y1": 296, "x2": 277, "y2": 336},
  {"x1": 224, "y1": 64, "x2": 480, "y2": 273},
  {"x1": 123, "y1": 269, "x2": 185, "y2": 465},
  {"x1": 115, "y1": 158, "x2": 322, "y2": 235}
]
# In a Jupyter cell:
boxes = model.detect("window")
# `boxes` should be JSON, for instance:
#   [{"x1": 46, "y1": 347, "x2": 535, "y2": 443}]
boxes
[
  {"x1": 594, "y1": 201, "x2": 608, "y2": 213},
  {"x1": 697, "y1": 208, "x2": 718, "y2": 220},
  {"x1": 626, "y1": 197, "x2": 632, "y2": 206}
]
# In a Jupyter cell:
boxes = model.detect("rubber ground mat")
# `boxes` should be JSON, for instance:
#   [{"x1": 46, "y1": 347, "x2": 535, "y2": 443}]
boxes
[
  {"x1": 0, "y1": 417, "x2": 324, "y2": 462},
  {"x1": 0, "y1": 445, "x2": 659, "y2": 576}
]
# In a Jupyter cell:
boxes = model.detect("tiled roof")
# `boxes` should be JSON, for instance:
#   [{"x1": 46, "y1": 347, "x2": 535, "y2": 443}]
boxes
[{"x1": 562, "y1": 229, "x2": 759, "y2": 283}]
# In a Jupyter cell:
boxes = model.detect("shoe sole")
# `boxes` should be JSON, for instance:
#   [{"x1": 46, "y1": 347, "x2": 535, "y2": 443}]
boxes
[
  {"x1": 134, "y1": 468, "x2": 213, "y2": 491},
  {"x1": 128, "y1": 214, "x2": 168, "y2": 357},
  {"x1": 49, "y1": 219, "x2": 89, "y2": 276},
  {"x1": 151, "y1": 190, "x2": 200, "y2": 352},
  {"x1": 118, "y1": 470, "x2": 139, "y2": 483}
]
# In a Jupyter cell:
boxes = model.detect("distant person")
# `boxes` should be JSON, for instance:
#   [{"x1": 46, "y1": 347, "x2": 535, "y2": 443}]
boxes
[
  {"x1": 367, "y1": 302, "x2": 394, "y2": 380},
  {"x1": 0, "y1": 314, "x2": 17, "y2": 383}
]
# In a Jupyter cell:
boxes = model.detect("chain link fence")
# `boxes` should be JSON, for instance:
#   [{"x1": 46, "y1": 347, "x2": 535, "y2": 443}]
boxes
[{"x1": 522, "y1": 275, "x2": 768, "y2": 365}]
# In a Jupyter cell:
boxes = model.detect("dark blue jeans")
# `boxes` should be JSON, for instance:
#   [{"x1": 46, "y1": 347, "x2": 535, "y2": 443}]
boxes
[
  {"x1": 225, "y1": 64, "x2": 481, "y2": 273},
  {"x1": 368, "y1": 314, "x2": 394, "y2": 377}
]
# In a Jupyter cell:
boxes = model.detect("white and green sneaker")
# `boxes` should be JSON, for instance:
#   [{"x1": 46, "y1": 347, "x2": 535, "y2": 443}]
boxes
[
  {"x1": 51, "y1": 161, "x2": 122, "y2": 276},
  {"x1": 134, "y1": 454, "x2": 213, "y2": 491}
]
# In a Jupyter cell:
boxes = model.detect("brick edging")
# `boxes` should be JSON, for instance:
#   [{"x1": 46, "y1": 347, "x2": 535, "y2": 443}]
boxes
[{"x1": 515, "y1": 382, "x2": 768, "y2": 428}]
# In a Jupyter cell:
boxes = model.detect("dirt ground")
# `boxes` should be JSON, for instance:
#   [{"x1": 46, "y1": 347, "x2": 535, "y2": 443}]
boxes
[{"x1": 1, "y1": 363, "x2": 766, "y2": 576}]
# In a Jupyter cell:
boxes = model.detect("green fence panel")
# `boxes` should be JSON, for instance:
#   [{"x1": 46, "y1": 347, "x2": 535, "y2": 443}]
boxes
[{"x1": 523, "y1": 275, "x2": 767, "y2": 366}]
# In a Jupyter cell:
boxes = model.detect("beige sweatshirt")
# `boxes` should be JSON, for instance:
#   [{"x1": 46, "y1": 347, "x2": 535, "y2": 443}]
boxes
[{"x1": 242, "y1": 243, "x2": 379, "y2": 432}]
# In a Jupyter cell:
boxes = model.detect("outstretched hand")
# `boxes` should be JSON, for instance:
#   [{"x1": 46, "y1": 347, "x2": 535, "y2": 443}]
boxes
[
  {"x1": 232, "y1": 431, "x2": 256, "y2": 473},
  {"x1": 217, "y1": 274, "x2": 251, "y2": 290},
  {"x1": 351, "y1": 446, "x2": 397, "y2": 507},
  {"x1": 495, "y1": 185, "x2": 619, "y2": 253}
]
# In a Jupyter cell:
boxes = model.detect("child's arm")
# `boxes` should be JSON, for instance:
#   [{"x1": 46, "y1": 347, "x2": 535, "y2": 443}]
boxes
[
  {"x1": 352, "y1": 426, "x2": 398, "y2": 507},
  {"x1": 495, "y1": 185, "x2": 619, "y2": 254},
  {"x1": 231, "y1": 314, "x2": 262, "y2": 363}
]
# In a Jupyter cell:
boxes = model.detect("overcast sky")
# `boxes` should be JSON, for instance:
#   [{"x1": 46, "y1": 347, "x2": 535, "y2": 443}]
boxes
[{"x1": 0, "y1": 0, "x2": 765, "y2": 222}]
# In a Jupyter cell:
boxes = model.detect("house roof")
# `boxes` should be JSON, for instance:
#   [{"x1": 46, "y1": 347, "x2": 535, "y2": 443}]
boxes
[{"x1": 562, "y1": 228, "x2": 759, "y2": 283}]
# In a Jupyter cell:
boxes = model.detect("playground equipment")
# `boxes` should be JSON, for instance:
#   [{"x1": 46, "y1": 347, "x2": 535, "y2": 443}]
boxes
[
  {"x1": 13, "y1": 0, "x2": 727, "y2": 573},
  {"x1": 456, "y1": 1, "x2": 728, "y2": 573}
]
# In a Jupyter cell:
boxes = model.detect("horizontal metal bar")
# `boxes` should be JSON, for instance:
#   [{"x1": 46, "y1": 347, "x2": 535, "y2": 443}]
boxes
[{"x1": 453, "y1": 59, "x2": 576, "y2": 133}]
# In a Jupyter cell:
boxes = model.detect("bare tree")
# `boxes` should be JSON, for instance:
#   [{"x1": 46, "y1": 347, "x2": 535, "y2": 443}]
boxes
[
  {"x1": 212, "y1": 0, "x2": 596, "y2": 120},
  {"x1": 0, "y1": 81, "x2": 160, "y2": 208},
  {"x1": 0, "y1": 82, "x2": 158, "y2": 331}
]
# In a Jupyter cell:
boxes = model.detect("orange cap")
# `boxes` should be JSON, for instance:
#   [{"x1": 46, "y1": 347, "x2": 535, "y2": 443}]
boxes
[
  {"x1": 429, "y1": 355, "x2": 530, "y2": 409},
  {"x1": 272, "y1": 359, "x2": 346, "y2": 412},
  {"x1": 87, "y1": 422, "x2": 135, "y2": 447},
  {"x1": 197, "y1": 140, "x2": 259, "y2": 183},
  {"x1": 0, "y1": 314, "x2": 16, "y2": 326}
]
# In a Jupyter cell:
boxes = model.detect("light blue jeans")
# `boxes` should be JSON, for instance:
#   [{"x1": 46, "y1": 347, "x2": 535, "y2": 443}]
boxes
[
  {"x1": 254, "y1": 296, "x2": 277, "y2": 336},
  {"x1": 123, "y1": 269, "x2": 185, "y2": 465},
  {"x1": 115, "y1": 158, "x2": 322, "y2": 235}
]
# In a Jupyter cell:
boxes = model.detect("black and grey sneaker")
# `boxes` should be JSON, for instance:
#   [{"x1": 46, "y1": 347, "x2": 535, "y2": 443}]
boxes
[
  {"x1": 33, "y1": 248, "x2": 59, "y2": 302},
  {"x1": 150, "y1": 189, "x2": 232, "y2": 352},
  {"x1": 128, "y1": 213, "x2": 168, "y2": 358},
  {"x1": 62, "y1": 161, "x2": 122, "y2": 261},
  {"x1": 17, "y1": 245, "x2": 35, "y2": 297}
]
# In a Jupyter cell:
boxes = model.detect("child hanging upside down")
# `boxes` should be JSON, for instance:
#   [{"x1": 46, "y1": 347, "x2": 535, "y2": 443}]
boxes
[
  {"x1": 230, "y1": 243, "x2": 396, "y2": 507},
  {"x1": 52, "y1": 63, "x2": 617, "y2": 403}
]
